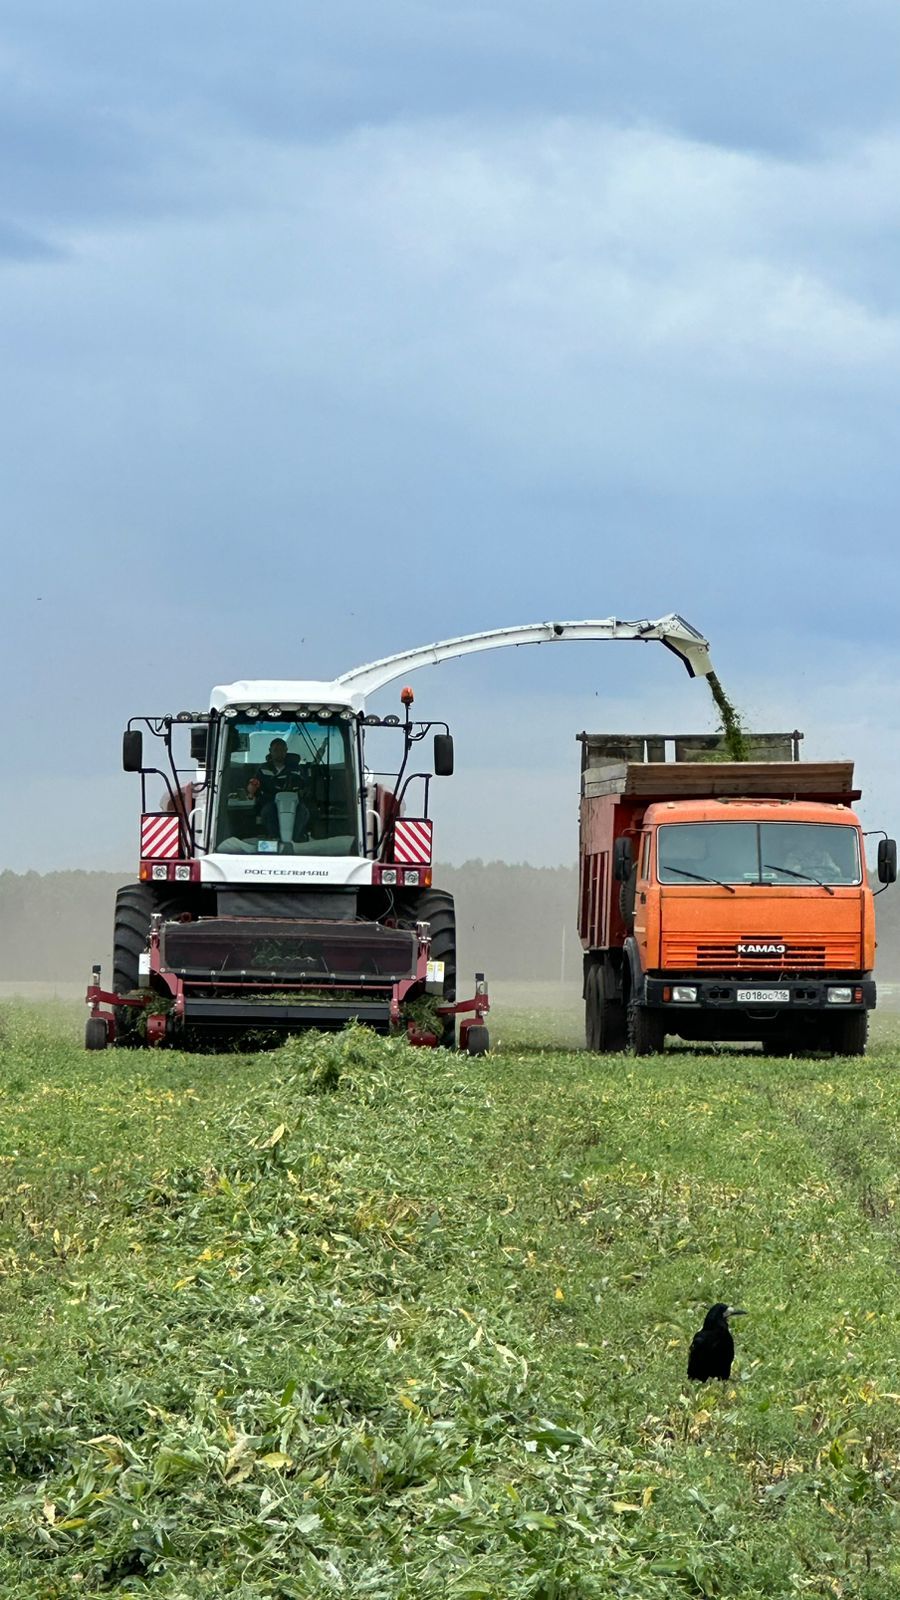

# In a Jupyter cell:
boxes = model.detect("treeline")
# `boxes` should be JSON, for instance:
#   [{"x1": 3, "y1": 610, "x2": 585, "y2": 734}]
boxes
[{"x1": 0, "y1": 865, "x2": 897, "y2": 985}]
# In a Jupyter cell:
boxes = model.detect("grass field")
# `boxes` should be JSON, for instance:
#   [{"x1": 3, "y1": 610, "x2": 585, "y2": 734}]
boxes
[{"x1": 1, "y1": 992, "x2": 899, "y2": 1598}]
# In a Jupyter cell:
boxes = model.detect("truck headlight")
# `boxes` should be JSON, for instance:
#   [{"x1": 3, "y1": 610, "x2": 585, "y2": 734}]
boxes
[
  {"x1": 827, "y1": 987, "x2": 853, "y2": 1004},
  {"x1": 672, "y1": 985, "x2": 697, "y2": 1003}
]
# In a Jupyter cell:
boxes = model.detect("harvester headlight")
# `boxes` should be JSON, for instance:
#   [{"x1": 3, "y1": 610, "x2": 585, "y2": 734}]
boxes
[
  {"x1": 174, "y1": 864, "x2": 192, "y2": 881},
  {"x1": 827, "y1": 987, "x2": 853, "y2": 1004},
  {"x1": 152, "y1": 864, "x2": 168, "y2": 881},
  {"x1": 223, "y1": 708, "x2": 237, "y2": 719},
  {"x1": 404, "y1": 869, "x2": 420, "y2": 886},
  {"x1": 364, "y1": 714, "x2": 380, "y2": 725},
  {"x1": 382, "y1": 868, "x2": 398, "y2": 885},
  {"x1": 383, "y1": 714, "x2": 400, "y2": 726},
  {"x1": 339, "y1": 708, "x2": 355, "y2": 720},
  {"x1": 671, "y1": 985, "x2": 698, "y2": 1003}
]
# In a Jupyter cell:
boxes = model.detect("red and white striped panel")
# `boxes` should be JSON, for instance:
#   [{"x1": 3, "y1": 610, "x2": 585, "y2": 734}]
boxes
[
  {"x1": 393, "y1": 818, "x2": 433, "y2": 864},
  {"x1": 141, "y1": 813, "x2": 181, "y2": 859}
]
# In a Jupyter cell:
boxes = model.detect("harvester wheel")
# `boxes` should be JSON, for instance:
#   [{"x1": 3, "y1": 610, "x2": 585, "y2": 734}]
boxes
[
  {"x1": 627, "y1": 996, "x2": 666, "y2": 1057},
  {"x1": 397, "y1": 887, "x2": 457, "y2": 1048},
  {"x1": 112, "y1": 883, "x2": 184, "y2": 1047},
  {"x1": 85, "y1": 1017, "x2": 108, "y2": 1051}
]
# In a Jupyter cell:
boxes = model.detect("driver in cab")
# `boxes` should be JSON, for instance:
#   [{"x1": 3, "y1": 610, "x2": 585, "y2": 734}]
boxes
[{"x1": 247, "y1": 738, "x2": 310, "y2": 839}]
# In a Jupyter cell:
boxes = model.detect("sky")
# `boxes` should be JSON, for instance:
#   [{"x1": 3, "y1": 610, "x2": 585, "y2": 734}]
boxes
[{"x1": 3, "y1": 1, "x2": 900, "y2": 871}]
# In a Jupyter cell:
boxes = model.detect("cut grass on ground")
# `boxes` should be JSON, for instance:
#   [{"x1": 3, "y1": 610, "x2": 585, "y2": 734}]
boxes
[{"x1": 0, "y1": 1003, "x2": 899, "y2": 1597}]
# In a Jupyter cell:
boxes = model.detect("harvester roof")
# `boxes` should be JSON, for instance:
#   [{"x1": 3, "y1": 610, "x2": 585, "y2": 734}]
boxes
[{"x1": 209, "y1": 680, "x2": 362, "y2": 713}]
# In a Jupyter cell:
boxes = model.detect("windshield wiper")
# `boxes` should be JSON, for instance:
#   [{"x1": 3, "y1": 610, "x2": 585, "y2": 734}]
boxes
[
  {"x1": 664, "y1": 865, "x2": 736, "y2": 894},
  {"x1": 762, "y1": 863, "x2": 834, "y2": 896}
]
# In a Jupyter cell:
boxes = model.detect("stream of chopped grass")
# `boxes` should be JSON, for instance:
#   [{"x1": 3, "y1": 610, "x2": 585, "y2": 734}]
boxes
[{"x1": 1, "y1": 1002, "x2": 899, "y2": 1597}]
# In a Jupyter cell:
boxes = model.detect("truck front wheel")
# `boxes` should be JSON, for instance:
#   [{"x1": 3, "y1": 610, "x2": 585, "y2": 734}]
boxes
[
  {"x1": 824, "y1": 1011, "x2": 868, "y2": 1058},
  {"x1": 627, "y1": 996, "x2": 666, "y2": 1057}
]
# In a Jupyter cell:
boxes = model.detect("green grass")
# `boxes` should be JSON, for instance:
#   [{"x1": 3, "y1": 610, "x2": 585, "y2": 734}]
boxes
[{"x1": 1, "y1": 1001, "x2": 900, "y2": 1598}]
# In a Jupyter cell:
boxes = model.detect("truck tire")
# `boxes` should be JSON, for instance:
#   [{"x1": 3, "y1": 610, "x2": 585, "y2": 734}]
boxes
[
  {"x1": 598, "y1": 964, "x2": 627, "y2": 1051},
  {"x1": 397, "y1": 887, "x2": 457, "y2": 1048},
  {"x1": 585, "y1": 964, "x2": 600, "y2": 1050},
  {"x1": 112, "y1": 883, "x2": 185, "y2": 1047},
  {"x1": 825, "y1": 1011, "x2": 868, "y2": 1058},
  {"x1": 627, "y1": 995, "x2": 666, "y2": 1057},
  {"x1": 618, "y1": 874, "x2": 637, "y2": 934},
  {"x1": 586, "y1": 962, "x2": 627, "y2": 1053}
]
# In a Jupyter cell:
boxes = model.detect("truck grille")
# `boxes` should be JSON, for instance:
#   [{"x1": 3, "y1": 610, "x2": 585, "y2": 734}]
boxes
[
  {"x1": 160, "y1": 918, "x2": 418, "y2": 984},
  {"x1": 662, "y1": 934, "x2": 860, "y2": 971}
]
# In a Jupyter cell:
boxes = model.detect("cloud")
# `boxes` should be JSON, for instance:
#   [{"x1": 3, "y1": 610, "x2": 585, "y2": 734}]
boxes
[
  {"x1": 4, "y1": 0, "x2": 900, "y2": 186},
  {"x1": 0, "y1": 218, "x2": 62, "y2": 261}
]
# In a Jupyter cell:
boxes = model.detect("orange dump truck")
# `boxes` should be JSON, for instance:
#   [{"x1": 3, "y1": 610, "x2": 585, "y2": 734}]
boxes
[{"x1": 578, "y1": 732, "x2": 897, "y2": 1057}]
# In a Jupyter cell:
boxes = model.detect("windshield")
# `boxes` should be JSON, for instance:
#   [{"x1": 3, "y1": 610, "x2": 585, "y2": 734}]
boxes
[
  {"x1": 657, "y1": 822, "x2": 861, "y2": 886},
  {"x1": 212, "y1": 718, "x2": 361, "y2": 856}
]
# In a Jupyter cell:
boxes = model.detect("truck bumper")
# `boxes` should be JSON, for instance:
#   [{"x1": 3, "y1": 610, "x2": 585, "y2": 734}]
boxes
[{"x1": 644, "y1": 976, "x2": 876, "y2": 1012}]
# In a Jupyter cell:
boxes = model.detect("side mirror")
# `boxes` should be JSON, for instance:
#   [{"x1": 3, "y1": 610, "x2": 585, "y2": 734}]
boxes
[
  {"x1": 433, "y1": 733, "x2": 454, "y2": 777},
  {"x1": 878, "y1": 838, "x2": 897, "y2": 885},
  {"x1": 190, "y1": 726, "x2": 210, "y2": 764},
  {"x1": 613, "y1": 836, "x2": 634, "y2": 883},
  {"x1": 122, "y1": 729, "x2": 143, "y2": 772}
]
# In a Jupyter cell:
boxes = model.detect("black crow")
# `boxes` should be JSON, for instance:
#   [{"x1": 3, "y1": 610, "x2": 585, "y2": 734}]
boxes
[{"x1": 687, "y1": 1303, "x2": 747, "y2": 1381}]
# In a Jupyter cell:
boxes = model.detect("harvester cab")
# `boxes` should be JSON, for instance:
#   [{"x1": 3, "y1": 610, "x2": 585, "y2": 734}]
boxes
[
  {"x1": 118, "y1": 684, "x2": 450, "y2": 886},
  {"x1": 86, "y1": 613, "x2": 713, "y2": 1053}
]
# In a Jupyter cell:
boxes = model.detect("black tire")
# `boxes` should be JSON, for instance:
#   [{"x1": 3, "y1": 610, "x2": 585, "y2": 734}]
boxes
[
  {"x1": 825, "y1": 1011, "x2": 868, "y2": 1058},
  {"x1": 396, "y1": 887, "x2": 457, "y2": 1048},
  {"x1": 466, "y1": 1025, "x2": 490, "y2": 1057},
  {"x1": 85, "y1": 1016, "x2": 108, "y2": 1051},
  {"x1": 585, "y1": 963, "x2": 600, "y2": 1051},
  {"x1": 585, "y1": 962, "x2": 627, "y2": 1053},
  {"x1": 112, "y1": 883, "x2": 185, "y2": 1047},
  {"x1": 598, "y1": 963, "x2": 627, "y2": 1051},
  {"x1": 618, "y1": 874, "x2": 637, "y2": 934},
  {"x1": 627, "y1": 994, "x2": 666, "y2": 1057}
]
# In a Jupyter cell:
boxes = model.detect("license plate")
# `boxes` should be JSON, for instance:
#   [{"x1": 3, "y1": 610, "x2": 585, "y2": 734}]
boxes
[{"x1": 737, "y1": 987, "x2": 790, "y2": 1004}]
